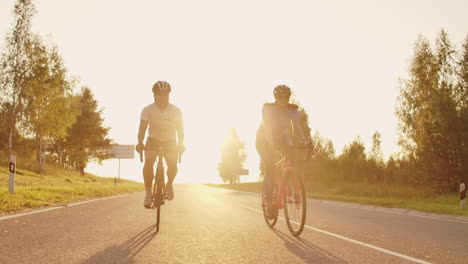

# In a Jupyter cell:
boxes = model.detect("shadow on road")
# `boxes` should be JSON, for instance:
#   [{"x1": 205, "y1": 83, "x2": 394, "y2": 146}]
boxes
[
  {"x1": 272, "y1": 229, "x2": 348, "y2": 264},
  {"x1": 81, "y1": 225, "x2": 157, "y2": 264}
]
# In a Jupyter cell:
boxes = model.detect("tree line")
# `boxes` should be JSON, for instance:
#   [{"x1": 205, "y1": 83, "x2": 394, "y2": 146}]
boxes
[
  {"x1": 0, "y1": 0, "x2": 112, "y2": 174},
  {"x1": 299, "y1": 30, "x2": 467, "y2": 193}
]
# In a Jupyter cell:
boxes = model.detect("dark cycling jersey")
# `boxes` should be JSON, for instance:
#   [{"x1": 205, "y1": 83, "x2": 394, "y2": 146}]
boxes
[{"x1": 259, "y1": 102, "x2": 309, "y2": 152}]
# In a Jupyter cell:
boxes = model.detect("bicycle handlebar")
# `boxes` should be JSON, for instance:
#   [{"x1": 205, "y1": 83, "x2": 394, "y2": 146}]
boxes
[
  {"x1": 287, "y1": 145, "x2": 312, "y2": 161},
  {"x1": 288, "y1": 145, "x2": 321, "y2": 161}
]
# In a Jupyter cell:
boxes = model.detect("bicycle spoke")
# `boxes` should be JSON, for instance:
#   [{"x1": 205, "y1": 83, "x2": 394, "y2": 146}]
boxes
[{"x1": 284, "y1": 175, "x2": 306, "y2": 236}]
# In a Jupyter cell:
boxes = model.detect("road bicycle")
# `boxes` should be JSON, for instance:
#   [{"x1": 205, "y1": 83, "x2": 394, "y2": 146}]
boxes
[
  {"x1": 262, "y1": 145, "x2": 312, "y2": 236},
  {"x1": 140, "y1": 146, "x2": 181, "y2": 233}
]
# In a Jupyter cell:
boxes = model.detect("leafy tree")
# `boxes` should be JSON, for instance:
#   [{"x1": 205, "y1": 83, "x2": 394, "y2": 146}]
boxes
[
  {"x1": 218, "y1": 127, "x2": 246, "y2": 184},
  {"x1": 457, "y1": 36, "x2": 468, "y2": 184},
  {"x1": 20, "y1": 36, "x2": 78, "y2": 173},
  {"x1": 0, "y1": 101, "x2": 35, "y2": 159},
  {"x1": 338, "y1": 136, "x2": 367, "y2": 181},
  {"x1": 0, "y1": 0, "x2": 35, "y2": 158},
  {"x1": 324, "y1": 140, "x2": 336, "y2": 160},
  {"x1": 0, "y1": 102, "x2": 13, "y2": 151},
  {"x1": 61, "y1": 87, "x2": 113, "y2": 175},
  {"x1": 369, "y1": 131, "x2": 384, "y2": 164},
  {"x1": 385, "y1": 155, "x2": 397, "y2": 184},
  {"x1": 368, "y1": 131, "x2": 384, "y2": 182},
  {"x1": 396, "y1": 30, "x2": 465, "y2": 190}
]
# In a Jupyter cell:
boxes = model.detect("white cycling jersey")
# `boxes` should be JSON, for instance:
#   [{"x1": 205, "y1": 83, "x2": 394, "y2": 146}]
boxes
[{"x1": 140, "y1": 103, "x2": 183, "y2": 142}]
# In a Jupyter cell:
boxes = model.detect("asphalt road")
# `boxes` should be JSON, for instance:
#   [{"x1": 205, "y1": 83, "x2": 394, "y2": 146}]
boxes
[{"x1": 0, "y1": 184, "x2": 467, "y2": 263}]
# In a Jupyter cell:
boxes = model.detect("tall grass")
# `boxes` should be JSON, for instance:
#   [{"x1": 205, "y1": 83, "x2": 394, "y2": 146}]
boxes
[
  {"x1": 0, "y1": 164, "x2": 143, "y2": 214},
  {"x1": 207, "y1": 180, "x2": 468, "y2": 216}
]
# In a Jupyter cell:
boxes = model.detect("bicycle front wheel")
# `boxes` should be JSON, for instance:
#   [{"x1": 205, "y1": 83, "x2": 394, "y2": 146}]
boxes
[
  {"x1": 156, "y1": 204, "x2": 161, "y2": 232},
  {"x1": 262, "y1": 183, "x2": 278, "y2": 227},
  {"x1": 283, "y1": 174, "x2": 306, "y2": 236},
  {"x1": 155, "y1": 170, "x2": 164, "y2": 233}
]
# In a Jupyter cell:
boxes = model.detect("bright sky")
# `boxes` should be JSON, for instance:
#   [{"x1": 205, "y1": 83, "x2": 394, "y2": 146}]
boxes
[{"x1": 1, "y1": 0, "x2": 467, "y2": 183}]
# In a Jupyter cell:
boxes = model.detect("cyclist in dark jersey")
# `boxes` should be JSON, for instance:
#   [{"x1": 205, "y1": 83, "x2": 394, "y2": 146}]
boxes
[{"x1": 256, "y1": 85, "x2": 312, "y2": 217}]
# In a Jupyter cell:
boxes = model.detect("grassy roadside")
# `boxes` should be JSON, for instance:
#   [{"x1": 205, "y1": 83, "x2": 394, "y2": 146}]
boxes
[
  {"x1": 0, "y1": 165, "x2": 143, "y2": 215},
  {"x1": 206, "y1": 181, "x2": 468, "y2": 216}
]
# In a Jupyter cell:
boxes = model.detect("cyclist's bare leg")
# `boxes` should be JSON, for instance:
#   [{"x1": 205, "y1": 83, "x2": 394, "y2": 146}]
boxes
[
  {"x1": 143, "y1": 151, "x2": 157, "y2": 189},
  {"x1": 263, "y1": 158, "x2": 275, "y2": 204},
  {"x1": 279, "y1": 149, "x2": 295, "y2": 206},
  {"x1": 164, "y1": 151, "x2": 178, "y2": 185},
  {"x1": 163, "y1": 151, "x2": 178, "y2": 200}
]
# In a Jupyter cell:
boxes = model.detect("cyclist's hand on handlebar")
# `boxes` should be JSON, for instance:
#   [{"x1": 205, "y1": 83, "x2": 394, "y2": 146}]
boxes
[{"x1": 135, "y1": 143, "x2": 144, "y2": 154}]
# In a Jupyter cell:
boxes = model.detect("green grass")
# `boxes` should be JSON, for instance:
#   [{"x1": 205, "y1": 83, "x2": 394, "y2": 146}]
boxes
[
  {"x1": 206, "y1": 181, "x2": 468, "y2": 216},
  {"x1": 0, "y1": 165, "x2": 143, "y2": 215}
]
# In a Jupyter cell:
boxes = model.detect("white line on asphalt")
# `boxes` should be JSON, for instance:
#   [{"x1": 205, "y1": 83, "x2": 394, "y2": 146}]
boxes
[
  {"x1": 241, "y1": 205, "x2": 433, "y2": 264},
  {"x1": 0, "y1": 194, "x2": 129, "y2": 221},
  {"x1": 211, "y1": 186, "x2": 468, "y2": 225},
  {"x1": 67, "y1": 194, "x2": 128, "y2": 207},
  {"x1": 316, "y1": 200, "x2": 468, "y2": 225}
]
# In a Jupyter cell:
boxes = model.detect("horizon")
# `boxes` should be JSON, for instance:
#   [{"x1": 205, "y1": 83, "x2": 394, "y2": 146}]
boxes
[{"x1": 1, "y1": 0, "x2": 467, "y2": 183}]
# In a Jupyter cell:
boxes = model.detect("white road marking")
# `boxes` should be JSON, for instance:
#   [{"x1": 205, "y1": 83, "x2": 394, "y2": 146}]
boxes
[
  {"x1": 241, "y1": 205, "x2": 434, "y2": 264},
  {"x1": 317, "y1": 200, "x2": 468, "y2": 225},
  {"x1": 209, "y1": 186, "x2": 468, "y2": 224},
  {"x1": 0, "y1": 194, "x2": 129, "y2": 221}
]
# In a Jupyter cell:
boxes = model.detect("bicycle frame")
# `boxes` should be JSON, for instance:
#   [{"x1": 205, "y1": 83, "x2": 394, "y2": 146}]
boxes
[
  {"x1": 262, "y1": 145, "x2": 313, "y2": 236},
  {"x1": 153, "y1": 153, "x2": 166, "y2": 208},
  {"x1": 139, "y1": 143, "x2": 182, "y2": 233},
  {"x1": 274, "y1": 155, "x2": 300, "y2": 210}
]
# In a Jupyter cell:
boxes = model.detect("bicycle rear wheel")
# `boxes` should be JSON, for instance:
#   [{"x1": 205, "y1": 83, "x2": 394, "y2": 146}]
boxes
[
  {"x1": 283, "y1": 174, "x2": 306, "y2": 236},
  {"x1": 262, "y1": 183, "x2": 278, "y2": 227}
]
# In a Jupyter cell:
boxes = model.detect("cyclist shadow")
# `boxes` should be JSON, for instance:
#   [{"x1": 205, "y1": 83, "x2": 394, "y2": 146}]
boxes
[
  {"x1": 272, "y1": 229, "x2": 348, "y2": 264},
  {"x1": 81, "y1": 225, "x2": 157, "y2": 264}
]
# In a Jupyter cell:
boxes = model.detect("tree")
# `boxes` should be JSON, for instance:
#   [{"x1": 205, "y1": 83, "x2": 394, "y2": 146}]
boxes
[
  {"x1": 0, "y1": 102, "x2": 13, "y2": 151},
  {"x1": 20, "y1": 36, "x2": 78, "y2": 173},
  {"x1": 385, "y1": 155, "x2": 397, "y2": 184},
  {"x1": 368, "y1": 131, "x2": 384, "y2": 182},
  {"x1": 457, "y1": 35, "x2": 468, "y2": 184},
  {"x1": 218, "y1": 127, "x2": 246, "y2": 184},
  {"x1": 324, "y1": 140, "x2": 336, "y2": 160},
  {"x1": 0, "y1": 0, "x2": 35, "y2": 158},
  {"x1": 338, "y1": 136, "x2": 367, "y2": 181},
  {"x1": 369, "y1": 131, "x2": 384, "y2": 164},
  {"x1": 396, "y1": 30, "x2": 465, "y2": 190},
  {"x1": 61, "y1": 87, "x2": 113, "y2": 175}
]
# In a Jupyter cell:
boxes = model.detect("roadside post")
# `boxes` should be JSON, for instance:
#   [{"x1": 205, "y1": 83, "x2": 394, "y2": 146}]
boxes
[
  {"x1": 461, "y1": 183, "x2": 466, "y2": 210},
  {"x1": 108, "y1": 145, "x2": 135, "y2": 187},
  {"x1": 8, "y1": 155, "x2": 16, "y2": 194}
]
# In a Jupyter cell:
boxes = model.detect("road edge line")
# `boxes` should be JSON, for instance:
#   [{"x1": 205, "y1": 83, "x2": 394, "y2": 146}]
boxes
[
  {"x1": 0, "y1": 193, "x2": 129, "y2": 221},
  {"x1": 206, "y1": 186, "x2": 468, "y2": 224}
]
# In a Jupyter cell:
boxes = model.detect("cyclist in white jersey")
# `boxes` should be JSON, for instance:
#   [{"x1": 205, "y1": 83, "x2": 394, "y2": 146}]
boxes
[{"x1": 136, "y1": 81, "x2": 185, "y2": 208}]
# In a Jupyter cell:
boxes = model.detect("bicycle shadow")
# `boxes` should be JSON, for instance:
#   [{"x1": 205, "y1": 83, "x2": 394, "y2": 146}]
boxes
[
  {"x1": 80, "y1": 225, "x2": 157, "y2": 264},
  {"x1": 272, "y1": 229, "x2": 348, "y2": 264}
]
